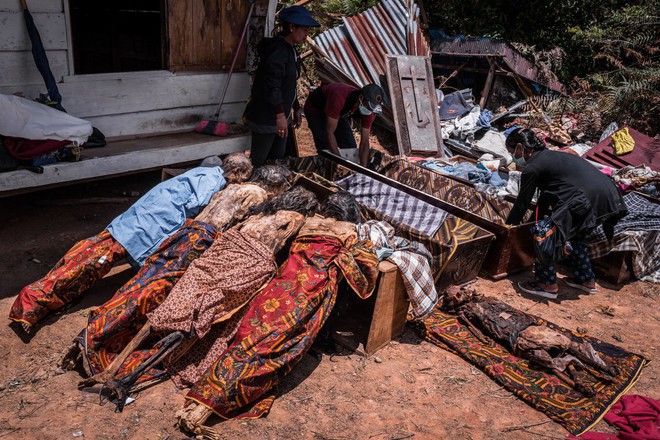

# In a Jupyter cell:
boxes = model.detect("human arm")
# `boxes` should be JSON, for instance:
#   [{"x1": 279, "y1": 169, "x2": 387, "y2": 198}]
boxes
[
  {"x1": 506, "y1": 169, "x2": 539, "y2": 225},
  {"x1": 325, "y1": 116, "x2": 341, "y2": 156},
  {"x1": 358, "y1": 126, "x2": 370, "y2": 167}
]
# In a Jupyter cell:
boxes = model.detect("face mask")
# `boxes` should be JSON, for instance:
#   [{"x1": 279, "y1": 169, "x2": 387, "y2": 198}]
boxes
[
  {"x1": 358, "y1": 103, "x2": 372, "y2": 116},
  {"x1": 512, "y1": 145, "x2": 526, "y2": 167}
]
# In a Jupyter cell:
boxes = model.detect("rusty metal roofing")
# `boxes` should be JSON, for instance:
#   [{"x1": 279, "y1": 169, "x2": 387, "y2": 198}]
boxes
[
  {"x1": 431, "y1": 38, "x2": 567, "y2": 94},
  {"x1": 309, "y1": 0, "x2": 429, "y2": 129}
]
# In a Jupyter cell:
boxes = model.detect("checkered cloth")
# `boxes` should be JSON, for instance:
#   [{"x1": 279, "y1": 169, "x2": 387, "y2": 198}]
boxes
[
  {"x1": 588, "y1": 192, "x2": 660, "y2": 242},
  {"x1": 587, "y1": 193, "x2": 660, "y2": 283},
  {"x1": 337, "y1": 173, "x2": 448, "y2": 237},
  {"x1": 589, "y1": 230, "x2": 660, "y2": 283},
  {"x1": 357, "y1": 221, "x2": 438, "y2": 318}
]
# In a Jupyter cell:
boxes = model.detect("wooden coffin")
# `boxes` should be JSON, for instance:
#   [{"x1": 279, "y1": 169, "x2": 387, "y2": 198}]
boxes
[{"x1": 291, "y1": 154, "x2": 495, "y2": 291}]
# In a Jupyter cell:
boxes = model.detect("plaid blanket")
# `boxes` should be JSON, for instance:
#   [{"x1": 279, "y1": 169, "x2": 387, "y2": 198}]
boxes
[
  {"x1": 589, "y1": 230, "x2": 660, "y2": 283},
  {"x1": 336, "y1": 173, "x2": 448, "y2": 237},
  {"x1": 587, "y1": 193, "x2": 660, "y2": 283},
  {"x1": 588, "y1": 192, "x2": 660, "y2": 242},
  {"x1": 357, "y1": 221, "x2": 438, "y2": 318}
]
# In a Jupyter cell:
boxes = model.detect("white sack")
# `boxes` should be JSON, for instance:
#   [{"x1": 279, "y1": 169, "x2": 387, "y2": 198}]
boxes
[{"x1": 0, "y1": 94, "x2": 92, "y2": 145}]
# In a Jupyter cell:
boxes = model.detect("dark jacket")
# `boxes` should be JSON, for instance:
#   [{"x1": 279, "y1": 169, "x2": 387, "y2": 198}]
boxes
[
  {"x1": 506, "y1": 149, "x2": 627, "y2": 239},
  {"x1": 243, "y1": 37, "x2": 300, "y2": 132}
]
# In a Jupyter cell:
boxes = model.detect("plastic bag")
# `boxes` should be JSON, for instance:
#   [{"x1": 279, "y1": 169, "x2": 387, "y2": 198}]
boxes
[{"x1": 530, "y1": 216, "x2": 573, "y2": 266}]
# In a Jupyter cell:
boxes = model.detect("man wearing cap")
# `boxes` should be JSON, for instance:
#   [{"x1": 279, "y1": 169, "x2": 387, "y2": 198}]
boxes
[
  {"x1": 244, "y1": 5, "x2": 320, "y2": 166},
  {"x1": 304, "y1": 83, "x2": 385, "y2": 167}
]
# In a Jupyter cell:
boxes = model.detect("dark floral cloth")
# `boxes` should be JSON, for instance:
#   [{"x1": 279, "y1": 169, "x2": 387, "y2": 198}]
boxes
[
  {"x1": 77, "y1": 220, "x2": 216, "y2": 384},
  {"x1": 414, "y1": 306, "x2": 648, "y2": 435},
  {"x1": 186, "y1": 233, "x2": 379, "y2": 419},
  {"x1": 10, "y1": 229, "x2": 128, "y2": 328}
]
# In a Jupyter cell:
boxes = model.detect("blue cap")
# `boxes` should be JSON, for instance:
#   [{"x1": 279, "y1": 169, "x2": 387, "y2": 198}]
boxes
[{"x1": 278, "y1": 5, "x2": 321, "y2": 27}]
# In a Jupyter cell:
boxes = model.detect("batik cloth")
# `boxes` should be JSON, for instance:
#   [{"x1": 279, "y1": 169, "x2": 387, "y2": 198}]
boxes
[
  {"x1": 335, "y1": 173, "x2": 448, "y2": 237},
  {"x1": 357, "y1": 220, "x2": 437, "y2": 318},
  {"x1": 78, "y1": 220, "x2": 216, "y2": 383},
  {"x1": 148, "y1": 227, "x2": 277, "y2": 388},
  {"x1": 9, "y1": 229, "x2": 128, "y2": 328},
  {"x1": 414, "y1": 306, "x2": 648, "y2": 436},
  {"x1": 186, "y1": 231, "x2": 379, "y2": 419}
]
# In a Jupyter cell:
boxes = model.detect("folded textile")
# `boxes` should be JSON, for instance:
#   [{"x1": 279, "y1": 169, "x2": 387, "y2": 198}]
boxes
[
  {"x1": 357, "y1": 220, "x2": 438, "y2": 318},
  {"x1": 612, "y1": 128, "x2": 636, "y2": 156},
  {"x1": 414, "y1": 305, "x2": 648, "y2": 435},
  {"x1": 589, "y1": 230, "x2": 660, "y2": 283},
  {"x1": 336, "y1": 173, "x2": 448, "y2": 237},
  {"x1": 570, "y1": 395, "x2": 660, "y2": 440}
]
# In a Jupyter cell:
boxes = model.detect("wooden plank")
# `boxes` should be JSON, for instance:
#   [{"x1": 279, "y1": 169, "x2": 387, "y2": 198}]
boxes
[
  {"x1": 0, "y1": 12, "x2": 67, "y2": 50},
  {"x1": 167, "y1": 0, "x2": 194, "y2": 69},
  {"x1": 0, "y1": 0, "x2": 62, "y2": 13},
  {"x1": 0, "y1": 49, "x2": 68, "y2": 85},
  {"x1": 59, "y1": 72, "x2": 249, "y2": 117},
  {"x1": 365, "y1": 261, "x2": 409, "y2": 354},
  {"x1": 0, "y1": 132, "x2": 249, "y2": 196},
  {"x1": 85, "y1": 103, "x2": 247, "y2": 138}
]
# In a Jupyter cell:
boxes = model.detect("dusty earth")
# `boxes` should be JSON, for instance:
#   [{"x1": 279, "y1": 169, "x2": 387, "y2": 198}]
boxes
[{"x1": 0, "y1": 129, "x2": 658, "y2": 440}]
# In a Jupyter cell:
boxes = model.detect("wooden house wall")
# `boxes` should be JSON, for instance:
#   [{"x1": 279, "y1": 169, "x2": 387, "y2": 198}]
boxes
[{"x1": 0, "y1": 0, "x2": 265, "y2": 139}]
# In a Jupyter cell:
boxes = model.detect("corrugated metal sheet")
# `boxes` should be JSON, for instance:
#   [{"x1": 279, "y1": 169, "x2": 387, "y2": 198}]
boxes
[
  {"x1": 309, "y1": 0, "x2": 429, "y2": 130},
  {"x1": 431, "y1": 38, "x2": 566, "y2": 94}
]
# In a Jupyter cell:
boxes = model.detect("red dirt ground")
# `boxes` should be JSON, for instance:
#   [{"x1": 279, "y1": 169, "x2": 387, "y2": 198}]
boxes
[{"x1": 0, "y1": 129, "x2": 657, "y2": 440}]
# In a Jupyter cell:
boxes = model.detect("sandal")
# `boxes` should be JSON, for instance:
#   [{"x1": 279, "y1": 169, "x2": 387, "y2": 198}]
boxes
[
  {"x1": 518, "y1": 281, "x2": 559, "y2": 300},
  {"x1": 563, "y1": 278, "x2": 598, "y2": 293}
]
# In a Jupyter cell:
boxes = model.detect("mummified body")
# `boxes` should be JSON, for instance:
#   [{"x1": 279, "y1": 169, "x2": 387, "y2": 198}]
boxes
[{"x1": 443, "y1": 286, "x2": 617, "y2": 396}]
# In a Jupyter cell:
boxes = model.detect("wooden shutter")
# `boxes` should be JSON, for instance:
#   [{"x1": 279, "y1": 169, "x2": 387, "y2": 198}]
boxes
[{"x1": 168, "y1": 0, "x2": 251, "y2": 72}]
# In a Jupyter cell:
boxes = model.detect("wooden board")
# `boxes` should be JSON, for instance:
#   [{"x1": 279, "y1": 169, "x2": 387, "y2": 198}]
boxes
[
  {"x1": 386, "y1": 55, "x2": 444, "y2": 157},
  {"x1": 0, "y1": 50, "x2": 69, "y2": 85},
  {"x1": 0, "y1": 12, "x2": 67, "y2": 51},
  {"x1": 0, "y1": 131, "x2": 249, "y2": 197},
  {"x1": 331, "y1": 261, "x2": 409, "y2": 355}
]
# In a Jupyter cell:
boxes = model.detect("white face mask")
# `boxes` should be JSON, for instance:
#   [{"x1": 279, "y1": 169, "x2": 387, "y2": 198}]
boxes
[
  {"x1": 358, "y1": 103, "x2": 372, "y2": 116},
  {"x1": 512, "y1": 145, "x2": 526, "y2": 167}
]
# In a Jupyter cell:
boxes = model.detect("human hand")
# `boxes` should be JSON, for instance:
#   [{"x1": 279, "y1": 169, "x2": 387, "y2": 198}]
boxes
[{"x1": 276, "y1": 113, "x2": 288, "y2": 138}]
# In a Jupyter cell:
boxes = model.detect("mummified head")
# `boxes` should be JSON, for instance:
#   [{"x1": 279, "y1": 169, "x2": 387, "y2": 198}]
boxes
[
  {"x1": 222, "y1": 152, "x2": 253, "y2": 183},
  {"x1": 322, "y1": 191, "x2": 361, "y2": 223},
  {"x1": 247, "y1": 185, "x2": 318, "y2": 217},
  {"x1": 250, "y1": 164, "x2": 294, "y2": 195}
]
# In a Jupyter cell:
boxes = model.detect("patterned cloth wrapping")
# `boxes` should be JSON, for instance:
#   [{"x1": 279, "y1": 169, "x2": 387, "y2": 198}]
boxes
[
  {"x1": 335, "y1": 173, "x2": 448, "y2": 237},
  {"x1": 147, "y1": 228, "x2": 277, "y2": 388},
  {"x1": 382, "y1": 157, "x2": 515, "y2": 225},
  {"x1": 589, "y1": 230, "x2": 660, "y2": 283},
  {"x1": 186, "y1": 233, "x2": 379, "y2": 420},
  {"x1": 587, "y1": 193, "x2": 660, "y2": 283},
  {"x1": 357, "y1": 220, "x2": 438, "y2": 319},
  {"x1": 78, "y1": 220, "x2": 216, "y2": 384},
  {"x1": 414, "y1": 305, "x2": 648, "y2": 436},
  {"x1": 588, "y1": 192, "x2": 660, "y2": 242},
  {"x1": 10, "y1": 229, "x2": 128, "y2": 328}
]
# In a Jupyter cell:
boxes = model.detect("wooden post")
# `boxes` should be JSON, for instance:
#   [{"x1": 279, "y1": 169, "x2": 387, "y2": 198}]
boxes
[{"x1": 479, "y1": 58, "x2": 496, "y2": 109}]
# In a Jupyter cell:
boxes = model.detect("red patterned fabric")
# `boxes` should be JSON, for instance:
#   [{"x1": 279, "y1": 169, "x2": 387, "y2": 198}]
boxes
[
  {"x1": 186, "y1": 233, "x2": 378, "y2": 419},
  {"x1": 77, "y1": 220, "x2": 216, "y2": 383},
  {"x1": 9, "y1": 230, "x2": 127, "y2": 328}
]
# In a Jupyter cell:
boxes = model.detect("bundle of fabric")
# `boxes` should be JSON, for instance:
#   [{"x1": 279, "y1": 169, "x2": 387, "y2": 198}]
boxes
[
  {"x1": 74, "y1": 220, "x2": 217, "y2": 384},
  {"x1": 357, "y1": 220, "x2": 437, "y2": 319},
  {"x1": 414, "y1": 300, "x2": 648, "y2": 436},
  {"x1": 69, "y1": 171, "x2": 302, "y2": 396},
  {"x1": 572, "y1": 395, "x2": 660, "y2": 440},
  {"x1": 10, "y1": 164, "x2": 231, "y2": 331},
  {"x1": 588, "y1": 192, "x2": 660, "y2": 283},
  {"x1": 180, "y1": 213, "x2": 378, "y2": 433}
]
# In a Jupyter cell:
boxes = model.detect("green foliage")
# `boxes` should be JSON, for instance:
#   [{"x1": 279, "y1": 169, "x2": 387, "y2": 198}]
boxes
[
  {"x1": 426, "y1": 0, "x2": 659, "y2": 135},
  {"x1": 320, "y1": 0, "x2": 378, "y2": 16}
]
